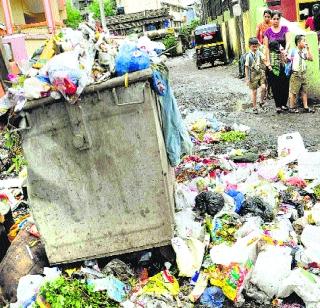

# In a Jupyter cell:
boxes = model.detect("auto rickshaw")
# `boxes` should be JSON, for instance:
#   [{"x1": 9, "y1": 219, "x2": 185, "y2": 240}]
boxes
[{"x1": 194, "y1": 24, "x2": 228, "y2": 69}]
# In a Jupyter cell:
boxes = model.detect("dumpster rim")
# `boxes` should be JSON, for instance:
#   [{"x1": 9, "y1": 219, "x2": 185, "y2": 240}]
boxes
[{"x1": 22, "y1": 68, "x2": 153, "y2": 111}]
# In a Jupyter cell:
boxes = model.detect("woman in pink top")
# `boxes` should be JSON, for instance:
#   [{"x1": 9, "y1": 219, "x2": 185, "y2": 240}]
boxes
[{"x1": 264, "y1": 10, "x2": 290, "y2": 113}]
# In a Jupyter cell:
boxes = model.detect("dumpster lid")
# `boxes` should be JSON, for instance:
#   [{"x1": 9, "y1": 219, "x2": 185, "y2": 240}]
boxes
[{"x1": 23, "y1": 68, "x2": 153, "y2": 111}]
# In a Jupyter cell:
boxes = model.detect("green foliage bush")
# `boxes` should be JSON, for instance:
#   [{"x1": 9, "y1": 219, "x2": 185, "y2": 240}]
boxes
[
  {"x1": 65, "y1": 0, "x2": 83, "y2": 29},
  {"x1": 88, "y1": 0, "x2": 116, "y2": 19}
]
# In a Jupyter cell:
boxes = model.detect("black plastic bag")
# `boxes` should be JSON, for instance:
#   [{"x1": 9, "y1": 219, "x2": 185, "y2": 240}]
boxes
[
  {"x1": 195, "y1": 192, "x2": 225, "y2": 217},
  {"x1": 240, "y1": 196, "x2": 274, "y2": 222}
]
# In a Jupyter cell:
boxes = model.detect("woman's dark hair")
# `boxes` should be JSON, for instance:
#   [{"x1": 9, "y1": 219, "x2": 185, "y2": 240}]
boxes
[
  {"x1": 263, "y1": 9, "x2": 272, "y2": 16},
  {"x1": 271, "y1": 10, "x2": 282, "y2": 18},
  {"x1": 313, "y1": 4, "x2": 320, "y2": 31}
]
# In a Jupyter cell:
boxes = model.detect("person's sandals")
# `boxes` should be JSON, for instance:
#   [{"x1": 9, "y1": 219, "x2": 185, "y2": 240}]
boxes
[
  {"x1": 276, "y1": 108, "x2": 282, "y2": 114},
  {"x1": 259, "y1": 101, "x2": 266, "y2": 108},
  {"x1": 281, "y1": 106, "x2": 289, "y2": 111},
  {"x1": 289, "y1": 108, "x2": 299, "y2": 113},
  {"x1": 253, "y1": 108, "x2": 258, "y2": 114},
  {"x1": 303, "y1": 107, "x2": 315, "y2": 113}
]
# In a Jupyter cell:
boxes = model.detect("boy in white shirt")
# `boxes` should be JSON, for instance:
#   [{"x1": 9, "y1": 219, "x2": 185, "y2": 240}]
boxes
[{"x1": 288, "y1": 35, "x2": 315, "y2": 113}]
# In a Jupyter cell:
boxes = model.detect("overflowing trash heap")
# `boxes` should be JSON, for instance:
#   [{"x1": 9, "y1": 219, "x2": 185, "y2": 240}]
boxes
[
  {"x1": 0, "y1": 16, "x2": 166, "y2": 112},
  {"x1": 1, "y1": 16, "x2": 320, "y2": 308},
  {"x1": 5, "y1": 110, "x2": 320, "y2": 308}
]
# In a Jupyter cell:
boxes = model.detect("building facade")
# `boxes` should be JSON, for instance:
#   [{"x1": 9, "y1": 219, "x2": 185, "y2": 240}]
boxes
[
  {"x1": 116, "y1": 0, "x2": 186, "y2": 27},
  {"x1": 0, "y1": 0, "x2": 66, "y2": 61}
]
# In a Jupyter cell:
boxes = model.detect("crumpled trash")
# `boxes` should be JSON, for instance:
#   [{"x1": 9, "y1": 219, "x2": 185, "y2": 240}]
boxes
[
  {"x1": 87, "y1": 276, "x2": 129, "y2": 302},
  {"x1": 142, "y1": 270, "x2": 180, "y2": 297},
  {"x1": 23, "y1": 77, "x2": 51, "y2": 99},
  {"x1": 195, "y1": 192, "x2": 225, "y2": 217},
  {"x1": 188, "y1": 272, "x2": 208, "y2": 302},
  {"x1": 207, "y1": 260, "x2": 253, "y2": 304},
  {"x1": 277, "y1": 268, "x2": 320, "y2": 306},
  {"x1": 209, "y1": 212, "x2": 242, "y2": 245},
  {"x1": 127, "y1": 294, "x2": 180, "y2": 308},
  {"x1": 46, "y1": 49, "x2": 89, "y2": 103},
  {"x1": 285, "y1": 177, "x2": 307, "y2": 189},
  {"x1": 245, "y1": 283, "x2": 270, "y2": 304},
  {"x1": 229, "y1": 152, "x2": 259, "y2": 163},
  {"x1": 239, "y1": 196, "x2": 274, "y2": 222},
  {"x1": 95, "y1": 36, "x2": 117, "y2": 74},
  {"x1": 171, "y1": 237, "x2": 205, "y2": 277},
  {"x1": 200, "y1": 287, "x2": 225, "y2": 308},
  {"x1": 280, "y1": 189, "x2": 305, "y2": 218},
  {"x1": 250, "y1": 246, "x2": 292, "y2": 298},
  {"x1": 102, "y1": 259, "x2": 134, "y2": 283}
]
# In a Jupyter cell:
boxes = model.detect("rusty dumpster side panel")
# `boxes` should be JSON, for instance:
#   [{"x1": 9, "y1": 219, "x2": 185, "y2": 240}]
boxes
[{"x1": 21, "y1": 70, "x2": 175, "y2": 264}]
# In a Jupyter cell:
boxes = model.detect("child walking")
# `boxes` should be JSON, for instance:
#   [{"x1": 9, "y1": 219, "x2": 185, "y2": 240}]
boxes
[
  {"x1": 288, "y1": 35, "x2": 315, "y2": 113},
  {"x1": 245, "y1": 37, "x2": 266, "y2": 114}
]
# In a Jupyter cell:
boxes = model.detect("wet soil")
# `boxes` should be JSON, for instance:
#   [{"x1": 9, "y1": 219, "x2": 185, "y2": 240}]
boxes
[{"x1": 168, "y1": 52, "x2": 320, "y2": 154}]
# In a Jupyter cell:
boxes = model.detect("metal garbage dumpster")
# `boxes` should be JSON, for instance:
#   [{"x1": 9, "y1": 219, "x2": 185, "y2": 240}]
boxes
[{"x1": 20, "y1": 68, "x2": 175, "y2": 264}]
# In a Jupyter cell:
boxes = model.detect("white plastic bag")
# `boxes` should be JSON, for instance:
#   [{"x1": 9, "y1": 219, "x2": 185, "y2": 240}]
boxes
[
  {"x1": 11, "y1": 275, "x2": 44, "y2": 308},
  {"x1": 300, "y1": 225, "x2": 320, "y2": 264},
  {"x1": 301, "y1": 225, "x2": 320, "y2": 250},
  {"x1": 235, "y1": 216, "x2": 263, "y2": 239},
  {"x1": 278, "y1": 268, "x2": 320, "y2": 307},
  {"x1": 174, "y1": 208, "x2": 204, "y2": 240},
  {"x1": 277, "y1": 132, "x2": 306, "y2": 162},
  {"x1": 250, "y1": 246, "x2": 292, "y2": 298},
  {"x1": 210, "y1": 231, "x2": 259, "y2": 266},
  {"x1": 174, "y1": 183, "x2": 197, "y2": 210},
  {"x1": 171, "y1": 237, "x2": 205, "y2": 277}
]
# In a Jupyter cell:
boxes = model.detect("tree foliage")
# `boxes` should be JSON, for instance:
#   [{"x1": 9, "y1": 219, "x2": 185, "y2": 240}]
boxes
[
  {"x1": 88, "y1": 0, "x2": 116, "y2": 19},
  {"x1": 65, "y1": 0, "x2": 83, "y2": 29}
]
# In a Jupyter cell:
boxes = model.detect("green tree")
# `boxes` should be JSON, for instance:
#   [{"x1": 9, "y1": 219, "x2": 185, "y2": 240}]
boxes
[
  {"x1": 65, "y1": 0, "x2": 83, "y2": 29},
  {"x1": 88, "y1": 0, "x2": 116, "y2": 19}
]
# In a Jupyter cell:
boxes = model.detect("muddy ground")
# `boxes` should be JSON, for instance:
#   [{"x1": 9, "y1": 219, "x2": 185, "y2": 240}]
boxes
[{"x1": 168, "y1": 52, "x2": 320, "y2": 154}]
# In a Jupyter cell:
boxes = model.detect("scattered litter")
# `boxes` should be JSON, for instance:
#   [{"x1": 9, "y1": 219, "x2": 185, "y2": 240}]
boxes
[{"x1": 87, "y1": 276, "x2": 129, "y2": 302}]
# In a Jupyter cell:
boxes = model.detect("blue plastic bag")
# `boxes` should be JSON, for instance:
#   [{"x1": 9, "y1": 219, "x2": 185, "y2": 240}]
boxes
[
  {"x1": 115, "y1": 43, "x2": 150, "y2": 76},
  {"x1": 226, "y1": 189, "x2": 245, "y2": 214},
  {"x1": 200, "y1": 287, "x2": 225, "y2": 308}
]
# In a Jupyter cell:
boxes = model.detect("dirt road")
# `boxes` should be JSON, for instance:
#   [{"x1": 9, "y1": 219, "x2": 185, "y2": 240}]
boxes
[{"x1": 168, "y1": 52, "x2": 320, "y2": 153}]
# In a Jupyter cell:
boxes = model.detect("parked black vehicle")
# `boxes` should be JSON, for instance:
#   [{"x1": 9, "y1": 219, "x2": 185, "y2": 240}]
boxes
[{"x1": 195, "y1": 24, "x2": 228, "y2": 69}]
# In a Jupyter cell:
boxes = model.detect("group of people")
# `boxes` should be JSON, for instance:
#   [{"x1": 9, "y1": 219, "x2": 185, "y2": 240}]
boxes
[{"x1": 245, "y1": 9, "x2": 315, "y2": 114}]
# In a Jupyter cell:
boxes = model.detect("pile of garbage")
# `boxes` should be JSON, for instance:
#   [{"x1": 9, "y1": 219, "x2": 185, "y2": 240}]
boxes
[
  {"x1": 3, "y1": 111, "x2": 320, "y2": 307},
  {"x1": 0, "y1": 15, "x2": 166, "y2": 112}
]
